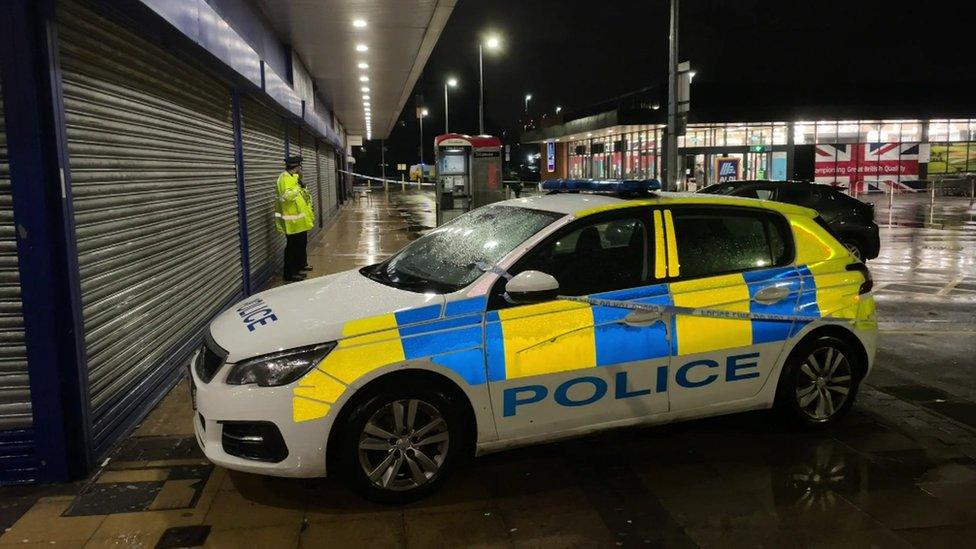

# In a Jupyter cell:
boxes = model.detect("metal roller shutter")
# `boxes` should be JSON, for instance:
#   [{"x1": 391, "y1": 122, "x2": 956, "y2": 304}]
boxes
[
  {"x1": 241, "y1": 97, "x2": 285, "y2": 288},
  {"x1": 58, "y1": 0, "x2": 243, "y2": 453},
  {"x1": 326, "y1": 151, "x2": 339, "y2": 215},
  {"x1": 300, "y1": 131, "x2": 320, "y2": 233},
  {"x1": 287, "y1": 126, "x2": 300, "y2": 159},
  {"x1": 316, "y1": 143, "x2": 332, "y2": 221},
  {"x1": 0, "y1": 82, "x2": 33, "y2": 432},
  {"x1": 314, "y1": 140, "x2": 326, "y2": 226}
]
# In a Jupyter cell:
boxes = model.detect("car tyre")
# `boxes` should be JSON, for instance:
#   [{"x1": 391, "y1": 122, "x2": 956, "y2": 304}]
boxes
[
  {"x1": 335, "y1": 381, "x2": 466, "y2": 504},
  {"x1": 775, "y1": 336, "x2": 861, "y2": 429},
  {"x1": 842, "y1": 238, "x2": 865, "y2": 261}
]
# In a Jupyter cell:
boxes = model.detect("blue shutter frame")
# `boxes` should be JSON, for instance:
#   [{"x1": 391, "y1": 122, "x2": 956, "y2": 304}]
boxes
[
  {"x1": 231, "y1": 88, "x2": 252, "y2": 297},
  {"x1": 0, "y1": 0, "x2": 92, "y2": 483}
]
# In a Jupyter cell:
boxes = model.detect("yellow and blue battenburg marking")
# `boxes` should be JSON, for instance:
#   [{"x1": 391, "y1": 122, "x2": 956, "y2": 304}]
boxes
[
  {"x1": 292, "y1": 205, "x2": 869, "y2": 422},
  {"x1": 292, "y1": 297, "x2": 490, "y2": 422},
  {"x1": 292, "y1": 263, "x2": 857, "y2": 422},
  {"x1": 743, "y1": 267, "x2": 804, "y2": 342},
  {"x1": 591, "y1": 284, "x2": 672, "y2": 365},
  {"x1": 485, "y1": 283, "x2": 673, "y2": 382},
  {"x1": 395, "y1": 299, "x2": 486, "y2": 385}
]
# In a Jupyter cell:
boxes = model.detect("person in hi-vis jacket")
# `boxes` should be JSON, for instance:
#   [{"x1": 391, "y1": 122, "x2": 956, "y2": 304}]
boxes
[{"x1": 275, "y1": 155, "x2": 314, "y2": 282}]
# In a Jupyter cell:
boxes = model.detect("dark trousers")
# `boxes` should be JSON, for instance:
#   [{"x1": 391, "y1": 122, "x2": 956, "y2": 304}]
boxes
[{"x1": 284, "y1": 231, "x2": 308, "y2": 278}]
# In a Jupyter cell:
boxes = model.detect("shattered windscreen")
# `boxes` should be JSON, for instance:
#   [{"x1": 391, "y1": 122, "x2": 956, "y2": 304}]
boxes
[{"x1": 365, "y1": 205, "x2": 563, "y2": 293}]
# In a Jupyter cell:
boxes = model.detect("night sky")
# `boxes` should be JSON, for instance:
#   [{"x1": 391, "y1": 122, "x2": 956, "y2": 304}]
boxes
[{"x1": 356, "y1": 0, "x2": 976, "y2": 177}]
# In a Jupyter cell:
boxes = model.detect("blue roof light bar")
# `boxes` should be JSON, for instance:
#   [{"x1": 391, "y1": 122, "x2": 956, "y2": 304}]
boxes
[{"x1": 541, "y1": 178, "x2": 662, "y2": 194}]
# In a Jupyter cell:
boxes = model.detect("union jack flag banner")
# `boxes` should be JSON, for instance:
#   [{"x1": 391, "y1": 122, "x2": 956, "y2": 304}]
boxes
[{"x1": 815, "y1": 143, "x2": 920, "y2": 193}]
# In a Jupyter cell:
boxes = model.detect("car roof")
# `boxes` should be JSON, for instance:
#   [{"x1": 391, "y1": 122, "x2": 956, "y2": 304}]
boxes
[
  {"x1": 731, "y1": 180, "x2": 837, "y2": 190},
  {"x1": 494, "y1": 191, "x2": 818, "y2": 218}
]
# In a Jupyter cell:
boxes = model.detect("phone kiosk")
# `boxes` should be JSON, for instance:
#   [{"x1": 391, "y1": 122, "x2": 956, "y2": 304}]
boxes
[{"x1": 434, "y1": 134, "x2": 504, "y2": 225}]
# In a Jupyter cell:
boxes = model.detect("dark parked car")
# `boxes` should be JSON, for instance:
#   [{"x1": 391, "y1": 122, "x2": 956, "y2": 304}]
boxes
[{"x1": 699, "y1": 180, "x2": 880, "y2": 260}]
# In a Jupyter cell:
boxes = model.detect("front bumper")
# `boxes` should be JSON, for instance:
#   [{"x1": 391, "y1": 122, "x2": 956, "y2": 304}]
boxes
[{"x1": 188, "y1": 350, "x2": 331, "y2": 478}]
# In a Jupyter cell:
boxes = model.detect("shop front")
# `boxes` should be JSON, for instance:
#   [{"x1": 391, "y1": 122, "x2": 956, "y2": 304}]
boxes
[
  {"x1": 533, "y1": 118, "x2": 976, "y2": 192},
  {"x1": 566, "y1": 126, "x2": 662, "y2": 180}
]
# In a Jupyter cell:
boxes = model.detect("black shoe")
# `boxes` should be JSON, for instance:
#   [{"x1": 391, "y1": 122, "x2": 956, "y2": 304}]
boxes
[
  {"x1": 284, "y1": 274, "x2": 306, "y2": 282},
  {"x1": 300, "y1": 265, "x2": 313, "y2": 272}
]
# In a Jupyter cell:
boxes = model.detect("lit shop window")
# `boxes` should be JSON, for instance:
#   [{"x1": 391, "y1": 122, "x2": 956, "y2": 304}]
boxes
[
  {"x1": 859, "y1": 121, "x2": 883, "y2": 143},
  {"x1": 898, "y1": 121, "x2": 920, "y2": 141},
  {"x1": 747, "y1": 125, "x2": 772, "y2": 145},
  {"x1": 816, "y1": 122, "x2": 837, "y2": 144},
  {"x1": 927, "y1": 120, "x2": 949, "y2": 141},
  {"x1": 726, "y1": 125, "x2": 746, "y2": 146},
  {"x1": 772, "y1": 123, "x2": 788, "y2": 145},
  {"x1": 947, "y1": 120, "x2": 968, "y2": 141},
  {"x1": 794, "y1": 122, "x2": 815, "y2": 145}
]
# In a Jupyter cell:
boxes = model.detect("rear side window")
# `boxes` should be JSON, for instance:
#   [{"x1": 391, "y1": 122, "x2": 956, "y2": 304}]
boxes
[
  {"x1": 834, "y1": 192, "x2": 875, "y2": 220},
  {"x1": 670, "y1": 207, "x2": 792, "y2": 279},
  {"x1": 775, "y1": 187, "x2": 814, "y2": 206},
  {"x1": 734, "y1": 187, "x2": 774, "y2": 200}
]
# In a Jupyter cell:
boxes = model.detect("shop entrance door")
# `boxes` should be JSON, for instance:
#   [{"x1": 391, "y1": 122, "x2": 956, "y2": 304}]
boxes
[{"x1": 746, "y1": 152, "x2": 770, "y2": 179}]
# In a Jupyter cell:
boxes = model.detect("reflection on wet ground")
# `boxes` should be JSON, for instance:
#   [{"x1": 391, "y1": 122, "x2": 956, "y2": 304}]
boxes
[
  {"x1": 1, "y1": 191, "x2": 975, "y2": 548},
  {"x1": 865, "y1": 193, "x2": 976, "y2": 302}
]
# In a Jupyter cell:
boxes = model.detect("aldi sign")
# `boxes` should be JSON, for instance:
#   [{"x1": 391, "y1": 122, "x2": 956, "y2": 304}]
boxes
[
  {"x1": 715, "y1": 157, "x2": 740, "y2": 182},
  {"x1": 546, "y1": 142, "x2": 556, "y2": 173}
]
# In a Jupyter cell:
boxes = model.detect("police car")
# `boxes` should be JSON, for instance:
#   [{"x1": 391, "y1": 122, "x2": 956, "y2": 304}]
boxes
[{"x1": 189, "y1": 179, "x2": 877, "y2": 502}]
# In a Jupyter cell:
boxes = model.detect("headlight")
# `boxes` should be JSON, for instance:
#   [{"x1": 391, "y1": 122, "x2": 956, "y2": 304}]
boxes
[{"x1": 225, "y1": 342, "x2": 336, "y2": 387}]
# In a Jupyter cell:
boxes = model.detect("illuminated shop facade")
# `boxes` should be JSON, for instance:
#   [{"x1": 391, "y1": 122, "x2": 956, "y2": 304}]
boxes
[{"x1": 525, "y1": 95, "x2": 976, "y2": 192}]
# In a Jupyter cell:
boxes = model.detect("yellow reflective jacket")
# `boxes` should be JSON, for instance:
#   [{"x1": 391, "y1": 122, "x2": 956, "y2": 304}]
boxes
[{"x1": 275, "y1": 171, "x2": 314, "y2": 235}]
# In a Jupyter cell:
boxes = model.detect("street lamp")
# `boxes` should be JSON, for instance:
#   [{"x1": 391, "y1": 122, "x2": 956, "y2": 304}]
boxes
[
  {"x1": 418, "y1": 107, "x2": 429, "y2": 177},
  {"x1": 479, "y1": 34, "x2": 501, "y2": 134},
  {"x1": 555, "y1": 106, "x2": 562, "y2": 114},
  {"x1": 444, "y1": 77, "x2": 458, "y2": 133},
  {"x1": 524, "y1": 93, "x2": 532, "y2": 115}
]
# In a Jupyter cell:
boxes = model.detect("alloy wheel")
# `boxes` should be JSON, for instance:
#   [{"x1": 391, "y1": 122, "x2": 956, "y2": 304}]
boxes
[
  {"x1": 795, "y1": 346, "x2": 853, "y2": 422},
  {"x1": 357, "y1": 399, "x2": 450, "y2": 491}
]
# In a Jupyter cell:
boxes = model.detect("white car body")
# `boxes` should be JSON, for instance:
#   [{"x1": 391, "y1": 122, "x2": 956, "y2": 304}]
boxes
[{"x1": 190, "y1": 193, "x2": 878, "y2": 478}]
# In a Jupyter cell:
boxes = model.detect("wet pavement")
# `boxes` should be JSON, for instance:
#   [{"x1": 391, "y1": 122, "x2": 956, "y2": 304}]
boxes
[{"x1": 1, "y1": 190, "x2": 975, "y2": 548}]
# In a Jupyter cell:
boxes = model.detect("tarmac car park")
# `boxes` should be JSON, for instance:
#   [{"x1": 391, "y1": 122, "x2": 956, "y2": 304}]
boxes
[{"x1": 189, "y1": 179, "x2": 878, "y2": 502}]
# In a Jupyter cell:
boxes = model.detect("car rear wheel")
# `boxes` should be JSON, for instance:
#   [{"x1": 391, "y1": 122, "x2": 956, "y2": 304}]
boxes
[
  {"x1": 842, "y1": 239, "x2": 864, "y2": 261},
  {"x1": 777, "y1": 336, "x2": 861, "y2": 428},
  {"x1": 336, "y1": 383, "x2": 464, "y2": 503}
]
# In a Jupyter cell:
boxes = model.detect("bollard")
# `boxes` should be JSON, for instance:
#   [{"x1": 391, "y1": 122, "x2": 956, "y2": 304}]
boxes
[
  {"x1": 401, "y1": 174, "x2": 406, "y2": 192},
  {"x1": 384, "y1": 178, "x2": 388, "y2": 193},
  {"x1": 930, "y1": 180, "x2": 936, "y2": 205},
  {"x1": 888, "y1": 183, "x2": 893, "y2": 209}
]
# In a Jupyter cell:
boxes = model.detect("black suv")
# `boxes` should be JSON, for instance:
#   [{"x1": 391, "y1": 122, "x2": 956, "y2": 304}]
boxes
[{"x1": 699, "y1": 180, "x2": 880, "y2": 260}]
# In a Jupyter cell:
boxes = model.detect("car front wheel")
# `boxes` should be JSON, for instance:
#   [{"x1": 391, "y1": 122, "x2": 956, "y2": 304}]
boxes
[
  {"x1": 777, "y1": 336, "x2": 861, "y2": 428},
  {"x1": 336, "y1": 383, "x2": 464, "y2": 503}
]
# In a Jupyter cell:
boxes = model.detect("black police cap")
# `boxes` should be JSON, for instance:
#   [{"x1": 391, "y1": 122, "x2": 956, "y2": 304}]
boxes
[{"x1": 285, "y1": 155, "x2": 303, "y2": 166}]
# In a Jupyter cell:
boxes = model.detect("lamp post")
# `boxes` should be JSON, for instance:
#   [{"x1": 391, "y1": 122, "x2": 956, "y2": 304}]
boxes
[
  {"x1": 419, "y1": 107, "x2": 429, "y2": 179},
  {"x1": 444, "y1": 77, "x2": 458, "y2": 133},
  {"x1": 555, "y1": 106, "x2": 562, "y2": 114},
  {"x1": 666, "y1": 0, "x2": 679, "y2": 191},
  {"x1": 524, "y1": 93, "x2": 532, "y2": 115},
  {"x1": 479, "y1": 35, "x2": 500, "y2": 135}
]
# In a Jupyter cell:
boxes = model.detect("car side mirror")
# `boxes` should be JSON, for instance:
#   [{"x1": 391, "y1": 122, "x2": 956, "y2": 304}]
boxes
[{"x1": 504, "y1": 270, "x2": 560, "y2": 304}]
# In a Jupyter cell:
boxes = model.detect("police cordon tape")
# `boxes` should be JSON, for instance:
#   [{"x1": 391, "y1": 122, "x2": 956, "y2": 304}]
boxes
[
  {"x1": 339, "y1": 169, "x2": 436, "y2": 188},
  {"x1": 557, "y1": 295, "x2": 850, "y2": 324}
]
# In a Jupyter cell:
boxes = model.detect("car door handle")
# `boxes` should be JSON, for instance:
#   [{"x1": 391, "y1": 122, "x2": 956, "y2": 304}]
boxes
[
  {"x1": 622, "y1": 309, "x2": 663, "y2": 327},
  {"x1": 753, "y1": 285, "x2": 791, "y2": 305}
]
